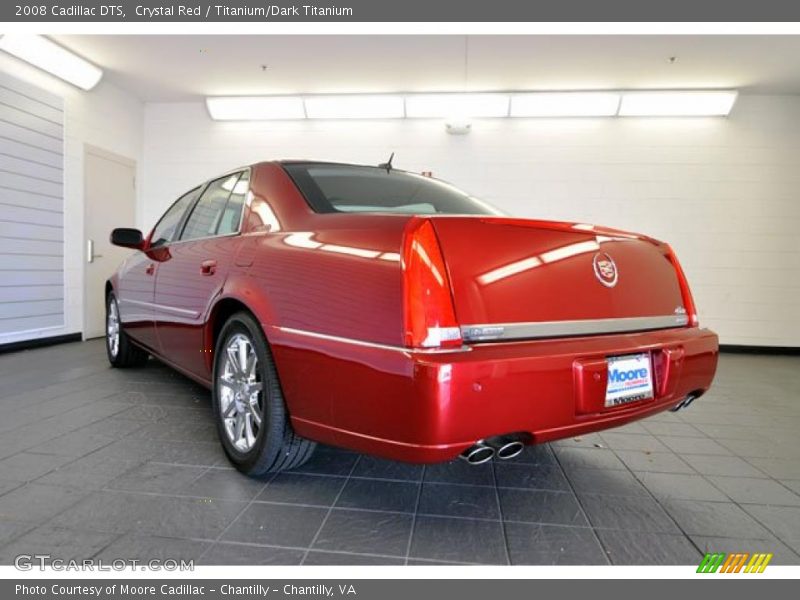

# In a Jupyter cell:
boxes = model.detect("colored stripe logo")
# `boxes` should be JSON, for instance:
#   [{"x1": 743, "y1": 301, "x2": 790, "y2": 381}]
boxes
[{"x1": 697, "y1": 552, "x2": 772, "y2": 573}]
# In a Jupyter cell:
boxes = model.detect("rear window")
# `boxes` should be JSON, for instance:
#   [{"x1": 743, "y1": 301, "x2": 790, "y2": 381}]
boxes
[{"x1": 283, "y1": 163, "x2": 501, "y2": 215}]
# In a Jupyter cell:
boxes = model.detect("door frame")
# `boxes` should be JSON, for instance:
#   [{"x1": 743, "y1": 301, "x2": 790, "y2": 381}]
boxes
[{"x1": 82, "y1": 144, "x2": 138, "y2": 341}]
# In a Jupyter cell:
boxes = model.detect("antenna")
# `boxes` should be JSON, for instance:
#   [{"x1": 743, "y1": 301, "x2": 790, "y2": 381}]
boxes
[{"x1": 378, "y1": 152, "x2": 394, "y2": 173}]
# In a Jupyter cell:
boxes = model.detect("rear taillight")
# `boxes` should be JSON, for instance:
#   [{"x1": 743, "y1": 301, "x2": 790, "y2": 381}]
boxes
[
  {"x1": 666, "y1": 245, "x2": 699, "y2": 327},
  {"x1": 401, "y1": 218, "x2": 462, "y2": 349}
]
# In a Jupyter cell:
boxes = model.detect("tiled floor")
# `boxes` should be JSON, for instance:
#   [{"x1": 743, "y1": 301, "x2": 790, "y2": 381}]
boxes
[{"x1": 0, "y1": 340, "x2": 799, "y2": 565}]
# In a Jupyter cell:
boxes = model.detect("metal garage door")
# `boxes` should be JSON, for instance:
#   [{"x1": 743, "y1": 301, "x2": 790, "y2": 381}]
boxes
[{"x1": 0, "y1": 72, "x2": 64, "y2": 343}]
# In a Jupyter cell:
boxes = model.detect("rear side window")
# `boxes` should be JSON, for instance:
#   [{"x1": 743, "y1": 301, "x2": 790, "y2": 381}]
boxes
[
  {"x1": 150, "y1": 187, "x2": 200, "y2": 247},
  {"x1": 217, "y1": 170, "x2": 249, "y2": 235},
  {"x1": 283, "y1": 163, "x2": 500, "y2": 216},
  {"x1": 179, "y1": 172, "x2": 245, "y2": 241}
]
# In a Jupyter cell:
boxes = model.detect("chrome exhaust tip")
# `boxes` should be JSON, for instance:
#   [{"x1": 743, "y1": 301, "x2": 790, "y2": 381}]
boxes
[
  {"x1": 495, "y1": 440, "x2": 525, "y2": 460},
  {"x1": 460, "y1": 443, "x2": 494, "y2": 465},
  {"x1": 669, "y1": 394, "x2": 697, "y2": 412}
]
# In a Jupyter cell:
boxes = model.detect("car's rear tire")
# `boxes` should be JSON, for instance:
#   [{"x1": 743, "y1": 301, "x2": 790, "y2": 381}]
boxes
[
  {"x1": 106, "y1": 292, "x2": 149, "y2": 368},
  {"x1": 212, "y1": 311, "x2": 316, "y2": 477}
]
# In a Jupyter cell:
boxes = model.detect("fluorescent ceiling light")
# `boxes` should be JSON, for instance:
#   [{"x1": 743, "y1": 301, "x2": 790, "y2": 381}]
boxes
[
  {"x1": 511, "y1": 92, "x2": 620, "y2": 117},
  {"x1": 0, "y1": 34, "x2": 102, "y2": 91},
  {"x1": 304, "y1": 95, "x2": 404, "y2": 119},
  {"x1": 619, "y1": 91, "x2": 737, "y2": 117},
  {"x1": 406, "y1": 93, "x2": 509, "y2": 118},
  {"x1": 206, "y1": 96, "x2": 305, "y2": 120}
]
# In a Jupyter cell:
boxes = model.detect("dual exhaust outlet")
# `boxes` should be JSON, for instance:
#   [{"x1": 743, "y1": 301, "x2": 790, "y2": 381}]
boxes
[{"x1": 460, "y1": 435, "x2": 526, "y2": 465}]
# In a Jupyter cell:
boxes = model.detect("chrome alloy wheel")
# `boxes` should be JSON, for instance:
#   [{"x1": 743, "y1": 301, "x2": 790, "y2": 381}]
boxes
[
  {"x1": 218, "y1": 333, "x2": 264, "y2": 452},
  {"x1": 107, "y1": 298, "x2": 120, "y2": 358}
]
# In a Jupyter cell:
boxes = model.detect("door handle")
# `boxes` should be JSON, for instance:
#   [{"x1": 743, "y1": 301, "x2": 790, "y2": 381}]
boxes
[
  {"x1": 86, "y1": 239, "x2": 103, "y2": 263},
  {"x1": 200, "y1": 260, "x2": 217, "y2": 275},
  {"x1": 145, "y1": 263, "x2": 155, "y2": 276}
]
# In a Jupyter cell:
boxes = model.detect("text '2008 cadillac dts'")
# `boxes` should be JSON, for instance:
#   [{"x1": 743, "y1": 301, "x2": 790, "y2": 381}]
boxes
[{"x1": 106, "y1": 160, "x2": 718, "y2": 476}]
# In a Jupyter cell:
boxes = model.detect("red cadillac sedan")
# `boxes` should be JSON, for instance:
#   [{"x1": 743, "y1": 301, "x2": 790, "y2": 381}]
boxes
[{"x1": 107, "y1": 161, "x2": 718, "y2": 476}]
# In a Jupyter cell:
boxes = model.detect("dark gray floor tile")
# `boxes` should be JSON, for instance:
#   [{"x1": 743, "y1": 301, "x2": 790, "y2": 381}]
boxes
[
  {"x1": 180, "y1": 468, "x2": 267, "y2": 502},
  {"x1": 781, "y1": 480, "x2": 800, "y2": 496},
  {"x1": 198, "y1": 543, "x2": 304, "y2": 565},
  {"x1": 292, "y1": 450, "x2": 359, "y2": 476},
  {"x1": 659, "y1": 436, "x2": 733, "y2": 456},
  {"x1": 636, "y1": 472, "x2": 728, "y2": 502},
  {"x1": 690, "y1": 536, "x2": 800, "y2": 566},
  {"x1": 498, "y1": 488, "x2": 587, "y2": 526},
  {"x1": 138, "y1": 496, "x2": 246, "y2": 540},
  {"x1": 36, "y1": 455, "x2": 142, "y2": 490},
  {"x1": 681, "y1": 455, "x2": 768, "y2": 478},
  {"x1": 31, "y1": 432, "x2": 116, "y2": 457},
  {"x1": 494, "y1": 463, "x2": 570, "y2": 491},
  {"x1": 579, "y1": 493, "x2": 679, "y2": 533},
  {"x1": 565, "y1": 467, "x2": 649, "y2": 496},
  {"x1": 746, "y1": 458, "x2": 800, "y2": 480},
  {"x1": 616, "y1": 451, "x2": 695, "y2": 474},
  {"x1": 418, "y1": 483, "x2": 498, "y2": 520},
  {"x1": 0, "y1": 483, "x2": 87, "y2": 522},
  {"x1": 106, "y1": 462, "x2": 208, "y2": 494},
  {"x1": 554, "y1": 447, "x2": 627, "y2": 471},
  {"x1": 0, "y1": 525, "x2": 116, "y2": 563},
  {"x1": 741, "y1": 505, "x2": 800, "y2": 544},
  {"x1": 351, "y1": 457, "x2": 423, "y2": 481},
  {"x1": 222, "y1": 503, "x2": 327, "y2": 547},
  {"x1": 423, "y1": 460, "x2": 494, "y2": 487},
  {"x1": 312, "y1": 509, "x2": 413, "y2": 556},
  {"x1": 95, "y1": 534, "x2": 210, "y2": 562},
  {"x1": 511, "y1": 444, "x2": 557, "y2": 466},
  {"x1": 662, "y1": 499, "x2": 773, "y2": 539},
  {"x1": 642, "y1": 421, "x2": 705, "y2": 438},
  {"x1": 0, "y1": 518, "x2": 36, "y2": 547},
  {"x1": 51, "y1": 491, "x2": 155, "y2": 533},
  {"x1": 257, "y1": 473, "x2": 346, "y2": 507},
  {"x1": 597, "y1": 529, "x2": 702, "y2": 565},
  {"x1": 303, "y1": 550, "x2": 404, "y2": 565},
  {"x1": 410, "y1": 516, "x2": 507, "y2": 565},
  {"x1": 0, "y1": 480, "x2": 22, "y2": 497},
  {"x1": 599, "y1": 433, "x2": 670, "y2": 453},
  {"x1": 0, "y1": 452, "x2": 74, "y2": 482},
  {"x1": 709, "y1": 476, "x2": 800, "y2": 506},
  {"x1": 505, "y1": 522, "x2": 607, "y2": 565},
  {"x1": 335, "y1": 478, "x2": 419, "y2": 513}
]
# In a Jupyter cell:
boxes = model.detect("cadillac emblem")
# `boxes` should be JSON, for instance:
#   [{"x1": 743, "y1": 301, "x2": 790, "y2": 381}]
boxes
[{"x1": 592, "y1": 252, "x2": 618, "y2": 287}]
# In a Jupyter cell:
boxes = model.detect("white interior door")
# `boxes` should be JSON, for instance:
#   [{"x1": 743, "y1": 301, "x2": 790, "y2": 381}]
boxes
[{"x1": 84, "y1": 147, "x2": 137, "y2": 339}]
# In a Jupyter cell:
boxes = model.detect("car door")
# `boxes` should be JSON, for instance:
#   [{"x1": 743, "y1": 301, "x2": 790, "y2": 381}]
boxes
[
  {"x1": 116, "y1": 186, "x2": 200, "y2": 351},
  {"x1": 153, "y1": 170, "x2": 249, "y2": 380}
]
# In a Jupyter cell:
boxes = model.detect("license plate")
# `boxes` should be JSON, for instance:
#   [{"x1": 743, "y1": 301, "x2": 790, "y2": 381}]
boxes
[{"x1": 605, "y1": 353, "x2": 654, "y2": 408}]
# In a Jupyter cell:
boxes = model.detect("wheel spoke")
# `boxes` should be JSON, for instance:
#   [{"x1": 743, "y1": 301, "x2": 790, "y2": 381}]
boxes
[
  {"x1": 244, "y1": 413, "x2": 256, "y2": 447},
  {"x1": 249, "y1": 400, "x2": 262, "y2": 425},
  {"x1": 223, "y1": 398, "x2": 237, "y2": 418}
]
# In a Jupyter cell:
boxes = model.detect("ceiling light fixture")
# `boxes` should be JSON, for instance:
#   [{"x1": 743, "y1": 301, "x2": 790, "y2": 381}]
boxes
[
  {"x1": 0, "y1": 34, "x2": 103, "y2": 91},
  {"x1": 303, "y1": 95, "x2": 405, "y2": 119},
  {"x1": 204, "y1": 90, "x2": 740, "y2": 121},
  {"x1": 205, "y1": 96, "x2": 305, "y2": 120},
  {"x1": 405, "y1": 93, "x2": 510, "y2": 118},
  {"x1": 510, "y1": 92, "x2": 621, "y2": 117},
  {"x1": 618, "y1": 91, "x2": 738, "y2": 117}
]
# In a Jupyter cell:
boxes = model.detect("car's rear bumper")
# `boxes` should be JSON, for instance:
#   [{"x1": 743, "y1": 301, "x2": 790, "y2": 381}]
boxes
[{"x1": 271, "y1": 325, "x2": 718, "y2": 463}]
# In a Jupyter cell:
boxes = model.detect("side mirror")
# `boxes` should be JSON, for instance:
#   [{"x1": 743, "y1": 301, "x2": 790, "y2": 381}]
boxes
[{"x1": 110, "y1": 228, "x2": 145, "y2": 250}]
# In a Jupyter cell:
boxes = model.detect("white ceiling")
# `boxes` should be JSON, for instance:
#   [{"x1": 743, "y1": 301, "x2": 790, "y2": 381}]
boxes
[{"x1": 52, "y1": 35, "x2": 800, "y2": 101}]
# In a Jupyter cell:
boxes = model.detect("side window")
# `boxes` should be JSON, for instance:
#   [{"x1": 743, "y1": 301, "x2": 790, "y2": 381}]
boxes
[
  {"x1": 179, "y1": 173, "x2": 243, "y2": 241},
  {"x1": 150, "y1": 187, "x2": 200, "y2": 247},
  {"x1": 217, "y1": 170, "x2": 249, "y2": 235}
]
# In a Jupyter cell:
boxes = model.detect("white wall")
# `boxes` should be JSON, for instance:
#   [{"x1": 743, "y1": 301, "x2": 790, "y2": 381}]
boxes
[
  {"x1": 142, "y1": 96, "x2": 800, "y2": 347},
  {"x1": 0, "y1": 55, "x2": 144, "y2": 344}
]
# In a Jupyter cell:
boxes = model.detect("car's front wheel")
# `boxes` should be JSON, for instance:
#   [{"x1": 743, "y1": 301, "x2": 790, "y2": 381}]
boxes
[
  {"x1": 212, "y1": 311, "x2": 316, "y2": 476},
  {"x1": 106, "y1": 292, "x2": 149, "y2": 368}
]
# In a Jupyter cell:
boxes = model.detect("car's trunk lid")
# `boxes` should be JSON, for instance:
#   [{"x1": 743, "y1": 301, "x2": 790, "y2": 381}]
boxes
[{"x1": 430, "y1": 217, "x2": 689, "y2": 342}]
